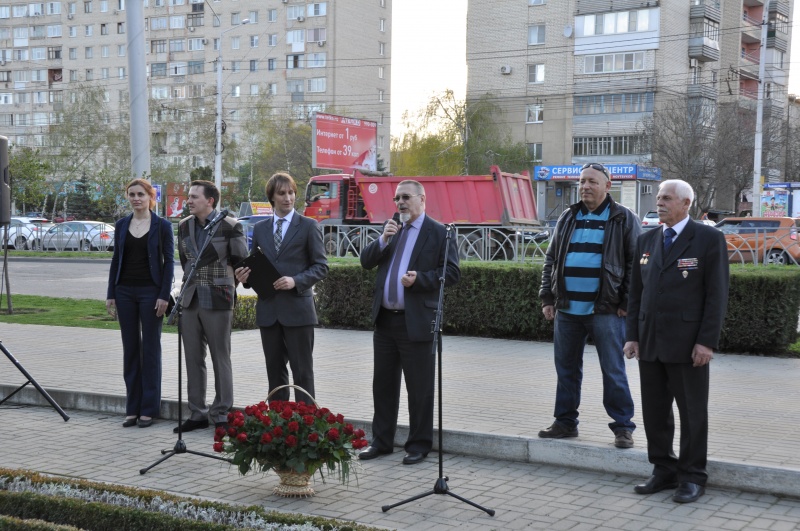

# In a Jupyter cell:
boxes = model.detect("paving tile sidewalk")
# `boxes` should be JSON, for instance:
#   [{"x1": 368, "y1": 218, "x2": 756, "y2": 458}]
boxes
[
  {"x1": 2, "y1": 323, "x2": 799, "y2": 473},
  {"x1": 3, "y1": 405, "x2": 800, "y2": 531}
]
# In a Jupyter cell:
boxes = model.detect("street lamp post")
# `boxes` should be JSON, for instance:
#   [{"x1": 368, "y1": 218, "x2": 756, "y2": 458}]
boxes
[{"x1": 215, "y1": 19, "x2": 249, "y2": 200}]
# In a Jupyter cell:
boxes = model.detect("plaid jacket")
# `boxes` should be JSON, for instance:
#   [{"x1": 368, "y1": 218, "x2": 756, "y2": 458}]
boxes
[{"x1": 177, "y1": 213, "x2": 248, "y2": 310}]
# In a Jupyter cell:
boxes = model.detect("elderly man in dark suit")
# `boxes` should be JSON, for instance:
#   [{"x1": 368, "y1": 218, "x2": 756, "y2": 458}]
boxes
[
  {"x1": 176, "y1": 180, "x2": 249, "y2": 433},
  {"x1": 357, "y1": 180, "x2": 460, "y2": 465},
  {"x1": 235, "y1": 172, "x2": 328, "y2": 405},
  {"x1": 624, "y1": 179, "x2": 729, "y2": 504}
]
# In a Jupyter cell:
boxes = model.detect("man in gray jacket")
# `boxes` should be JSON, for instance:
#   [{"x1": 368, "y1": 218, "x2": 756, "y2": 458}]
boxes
[{"x1": 538, "y1": 163, "x2": 641, "y2": 448}]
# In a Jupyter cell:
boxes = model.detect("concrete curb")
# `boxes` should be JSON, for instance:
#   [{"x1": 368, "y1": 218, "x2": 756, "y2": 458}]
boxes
[{"x1": 5, "y1": 383, "x2": 799, "y2": 499}]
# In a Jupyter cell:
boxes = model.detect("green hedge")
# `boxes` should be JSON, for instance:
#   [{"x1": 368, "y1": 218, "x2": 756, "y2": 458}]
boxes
[{"x1": 236, "y1": 262, "x2": 800, "y2": 355}]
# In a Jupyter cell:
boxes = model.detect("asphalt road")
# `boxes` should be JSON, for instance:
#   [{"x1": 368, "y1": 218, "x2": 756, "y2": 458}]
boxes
[{"x1": 0, "y1": 257, "x2": 256, "y2": 300}]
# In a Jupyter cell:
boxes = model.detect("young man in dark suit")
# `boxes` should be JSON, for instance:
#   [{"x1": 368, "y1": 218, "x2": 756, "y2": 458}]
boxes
[
  {"x1": 176, "y1": 180, "x2": 248, "y2": 433},
  {"x1": 624, "y1": 179, "x2": 729, "y2": 503},
  {"x1": 235, "y1": 172, "x2": 328, "y2": 405},
  {"x1": 358, "y1": 180, "x2": 460, "y2": 465}
]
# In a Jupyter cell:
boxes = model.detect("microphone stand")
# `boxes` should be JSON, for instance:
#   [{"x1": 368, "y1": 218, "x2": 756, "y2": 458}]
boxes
[
  {"x1": 140, "y1": 211, "x2": 231, "y2": 474},
  {"x1": 381, "y1": 224, "x2": 495, "y2": 516}
]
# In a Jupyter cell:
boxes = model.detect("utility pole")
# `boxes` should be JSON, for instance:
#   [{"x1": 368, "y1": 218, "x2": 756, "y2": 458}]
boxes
[
  {"x1": 785, "y1": 94, "x2": 797, "y2": 181},
  {"x1": 751, "y1": 0, "x2": 771, "y2": 217},
  {"x1": 126, "y1": 1, "x2": 150, "y2": 181}
]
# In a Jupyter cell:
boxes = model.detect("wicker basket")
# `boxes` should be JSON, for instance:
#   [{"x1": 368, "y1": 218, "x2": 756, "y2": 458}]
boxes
[{"x1": 266, "y1": 384, "x2": 318, "y2": 497}]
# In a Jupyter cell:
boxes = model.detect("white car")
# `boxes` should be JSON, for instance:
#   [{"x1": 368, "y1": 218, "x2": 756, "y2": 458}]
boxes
[
  {"x1": 40, "y1": 221, "x2": 115, "y2": 251},
  {"x1": 641, "y1": 210, "x2": 661, "y2": 229},
  {"x1": 2, "y1": 218, "x2": 36, "y2": 249}
]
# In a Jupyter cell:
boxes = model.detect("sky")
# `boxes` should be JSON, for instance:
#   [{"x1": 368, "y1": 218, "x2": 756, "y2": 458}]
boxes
[
  {"x1": 390, "y1": 2, "x2": 800, "y2": 137},
  {"x1": 390, "y1": 1, "x2": 468, "y2": 137}
]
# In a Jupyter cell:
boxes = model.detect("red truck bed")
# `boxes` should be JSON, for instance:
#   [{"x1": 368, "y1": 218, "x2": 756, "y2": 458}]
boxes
[{"x1": 355, "y1": 166, "x2": 538, "y2": 226}]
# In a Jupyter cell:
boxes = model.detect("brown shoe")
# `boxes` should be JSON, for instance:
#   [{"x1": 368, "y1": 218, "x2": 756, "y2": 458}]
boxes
[
  {"x1": 537, "y1": 422, "x2": 578, "y2": 439},
  {"x1": 614, "y1": 429, "x2": 634, "y2": 449}
]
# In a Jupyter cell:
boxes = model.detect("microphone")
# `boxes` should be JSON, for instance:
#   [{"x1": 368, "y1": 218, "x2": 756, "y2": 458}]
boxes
[
  {"x1": 386, "y1": 213, "x2": 401, "y2": 244},
  {"x1": 203, "y1": 209, "x2": 229, "y2": 231}
]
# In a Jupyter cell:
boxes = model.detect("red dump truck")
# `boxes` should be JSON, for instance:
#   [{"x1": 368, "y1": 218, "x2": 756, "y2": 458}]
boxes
[{"x1": 303, "y1": 165, "x2": 541, "y2": 259}]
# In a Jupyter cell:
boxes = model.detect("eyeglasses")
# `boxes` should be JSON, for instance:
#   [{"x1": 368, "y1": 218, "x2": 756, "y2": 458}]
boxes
[
  {"x1": 580, "y1": 163, "x2": 610, "y2": 179},
  {"x1": 392, "y1": 194, "x2": 420, "y2": 203}
]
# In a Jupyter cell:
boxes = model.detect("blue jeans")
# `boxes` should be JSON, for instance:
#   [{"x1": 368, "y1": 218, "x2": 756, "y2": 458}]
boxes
[{"x1": 552, "y1": 311, "x2": 635, "y2": 433}]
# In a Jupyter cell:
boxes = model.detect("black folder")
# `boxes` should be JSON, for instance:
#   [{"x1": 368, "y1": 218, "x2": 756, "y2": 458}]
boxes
[{"x1": 234, "y1": 247, "x2": 282, "y2": 297}]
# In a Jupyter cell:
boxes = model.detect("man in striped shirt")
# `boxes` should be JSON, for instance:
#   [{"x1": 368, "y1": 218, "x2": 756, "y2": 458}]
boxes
[{"x1": 538, "y1": 163, "x2": 642, "y2": 449}]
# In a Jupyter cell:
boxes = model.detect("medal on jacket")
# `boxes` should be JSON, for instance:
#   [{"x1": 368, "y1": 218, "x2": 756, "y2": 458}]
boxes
[
  {"x1": 640, "y1": 252, "x2": 650, "y2": 265},
  {"x1": 683, "y1": 270, "x2": 688, "y2": 278}
]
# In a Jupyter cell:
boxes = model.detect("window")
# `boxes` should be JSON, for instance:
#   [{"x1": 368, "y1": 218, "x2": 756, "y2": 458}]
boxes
[
  {"x1": 771, "y1": 13, "x2": 789, "y2": 34},
  {"x1": 308, "y1": 3, "x2": 326, "y2": 16},
  {"x1": 169, "y1": 16, "x2": 184, "y2": 29},
  {"x1": 118, "y1": 67, "x2": 125, "y2": 78},
  {"x1": 101, "y1": 67, "x2": 109, "y2": 79},
  {"x1": 583, "y1": 52, "x2": 644, "y2": 73},
  {"x1": 287, "y1": 54, "x2": 303, "y2": 69},
  {"x1": 69, "y1": 69, "x2": 77, "y2": 81},
  {"x1": 307, "y1": 52, "x2": 326, "y2": 67},
  {"x1": 287, "y1": 5, "x2": 304, "y2": 19},
  {"x1": 150, "y1": 17, "x2": 167, "y2": 30},
  {"x1": 231, "y1": 84, "x2": 240, "y2": 97},
  {"x1": 690, "y1": 61, "x2": 701, "y2": 85},
  {"x1": 379, "y1": 113, "x2": 384, "y2": 125},
  {"x1": 230, "y1": 61, "x2": 239, "y2": 72},
  {"x1": 187, "y1": 13, "x2": 203, "y2": 27},
  {"x1": 287, "y1": 79, "x2": 303, "y2": 93},
  {"x1": 379, "y1": 18, "x2": 385, "y2": 31},
  {"x1": 576, "y1": 9, "x2": 650, "y2": 37},
  {"x1": 100, "y1": 0, "x2": 107, "y2": 11},
  {"x1": 530, "y1": 0, "x2": 545, "y2": 4},
  {"x1": 169, "y1": 38, "x2": 184, "y2": 52},
  {"x1": 150, "y1": 39, "x2": 167, "y2": 53},
  {"x1": 268, "y1": 34, "x2": 277, "y2": 46},
  {"x1": 0, "y1": 6, "x2": 9, "y2": 18},
  {"x1": 85, "y1": 25, "x2": 93, "y2": 36},
  {"x1": 84, "y1": 1, "x2": 91, "y2": 13},
  {"x1": 250, "y1": 35, "x2": 258, "y2": 48},
  {"x1": 85, "y1": 46, "x2": 93, "y2": 58},
  {"x1": 528, "y1": 64, "x2": 544, "y2": 83},
  {"x1": 572, "y1": 135, "x2": 643, "y2": 156},
  {"x1": 231, "y1": 36, "x2": 240, "y2": 49},
  {"x1": 117, "y1": 22, "x2": 125, "y2": 34},
  {"x1": 212, "y1": 15, "x2": 220, "y2": 27},
  {"x1": 528, "y1": 24, "x2": 545, "y2": 45},
  {"x1": 573, "y1": 92, "x2": 654, "y2": 115},
  {"x1": 308, "y1": 27, "x2": 326, "y2": 42},
  {"x1": 69, "y1": 26, "x2": 77, "y2": 37},
  {"x1": 378, "y1": 66, "x2": 384, "y2": 79},
  {"x1": 187, "y1": 60, "x2": 203, "y2": 74},
  {"x1": 172, "y1": 86, "x2": 184, "y2": 99},
  {"x1": 188, "y1": 38, "x2": 204, "y2": 51},
  {"x1": 32, "y1": 48, "x2": 46, "y2": 60},
  {"x1": 85, "y1": 68, "x2": 93, "y2": 80},
  {"x1": 47, "y1": 25, "x2": 62, "y2": 37},
  {"x1": 151, "y1": 86, "x2": 168, "y2": 99},
  {"x1": 287, "y1": 30, "x2": 304, "y2": 44},
  {"x1": 527, "y1": 143, "x2": 543, "y2": 162},
  {"x1": 378, "y1": 89, "x2": 384, "y2": 102},
  {"x1": 250, "y1": 84, "x2": 259, "y2": 95},
  {"x1": 169, "y1": 62, "x2": 186, "y2": 75},
  {"x1": 150, "y1": 62, "x2": 167, "y2": 77},
  {"x1": 248, "y1": 10, "x2": 258, "y2": 23},
  {"x1": 268, "y1": 9, "x2": 277, "y2": 22},
  {"x1": 47, "y1": 46, "x2": 62, "y2": 59},
  {"x1": 118, "y1": 45, "x2": 125, "y2": 56},
  {"x1": 100, "y1": 23, "x2": 108, "y2": 35},
  {"x1": 249, "y1": 59, "x2": 257, "y2": 72},
  {"x1": 101, "y1": 45, "x2": 109, "y2": 57},
  {"x1": 526, "y1": 104, "x2": 543, "y2": 123},
  {"x1": 231, "y1": 12, "x2": 240, "y2": 24},
  {"x1": 379, "y1": 42, "x2": 385, "y2": 56},
  {"x1": 307, "y1": 77, "x2": 326, "y2": 92}
]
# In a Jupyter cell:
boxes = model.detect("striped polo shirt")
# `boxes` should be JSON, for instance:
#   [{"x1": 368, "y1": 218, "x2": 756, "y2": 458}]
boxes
[{"x1": 562, "y1": 197, "x2": 611, "y2": 315}]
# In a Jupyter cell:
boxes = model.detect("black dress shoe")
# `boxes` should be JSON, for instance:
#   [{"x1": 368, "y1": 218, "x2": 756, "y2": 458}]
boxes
[
  {"x1": 173, "y1": 419, "x2": 209, "y2": 434},
  {"x1": 137, "y1": 418, "x2": 153, "y2": 428},
  {"x1": 634, "y1": 475, "x2": 678, "y2": 495},
  {"x1": 358, "y1": 446, "x2": 393, "y2": 460},
  {"x1": 402, "y1": 451, "x2": 427, "y2": 465},
  {"x1": 122, "y1": 417, "x2": 138, "y2": 428},
  {"x1": 673, "y1": 482, "x2": 705, "y2": 503}
]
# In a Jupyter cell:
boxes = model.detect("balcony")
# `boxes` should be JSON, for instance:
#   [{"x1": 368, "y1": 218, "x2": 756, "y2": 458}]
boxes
[
  {"x1": 688, "y1": 37, "x2": 720, "y2": 62},
  {"x1": 689, "y1": 0, "x2": 721, "y2": 23},
  {"x1": 687, "y1": 82, "x2": 717, "y2": 101}
]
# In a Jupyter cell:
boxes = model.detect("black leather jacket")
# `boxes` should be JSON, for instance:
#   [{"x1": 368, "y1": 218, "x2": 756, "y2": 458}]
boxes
[{"x1": 539, "y1": 196, "x2": 641, "y2": 314}]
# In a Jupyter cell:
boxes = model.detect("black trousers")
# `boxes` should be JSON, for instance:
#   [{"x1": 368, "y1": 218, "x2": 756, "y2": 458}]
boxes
[
  {"x1": 259, "y1": 323, "x2": 315, "y2": 404},
  {"x1": 370, "y1": 309, "x2": 435, "y2": 454},
  {"x1": 638, "y1": 359, "x2": 710, "y2": 486}
]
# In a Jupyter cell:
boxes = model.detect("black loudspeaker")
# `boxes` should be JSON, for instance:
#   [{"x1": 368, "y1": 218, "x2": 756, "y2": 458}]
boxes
[{"x1": 0, "y1": 136, "x2": 9, "y2": 225}]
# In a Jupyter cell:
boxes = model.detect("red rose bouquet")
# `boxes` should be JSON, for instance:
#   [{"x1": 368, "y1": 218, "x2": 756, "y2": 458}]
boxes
[{"x1": 213, "y1": 399, "x2": 369, "y2": 485}]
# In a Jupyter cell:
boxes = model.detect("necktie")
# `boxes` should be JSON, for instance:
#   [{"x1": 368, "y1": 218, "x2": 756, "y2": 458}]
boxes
[
  {"x1": 387, "y1": 224, "x2": 411, "y2": 305},
  {"x1": 274, "y1": 218, "x2": 284, "y2": 252},
  {"x1": 663, "y1": 227, "x2": 676, "y2": 254}
]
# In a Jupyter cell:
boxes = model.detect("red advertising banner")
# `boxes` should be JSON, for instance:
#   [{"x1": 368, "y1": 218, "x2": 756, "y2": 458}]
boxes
[{"x1": 312, "y1": 112, "x2": 378, "y2": 172}]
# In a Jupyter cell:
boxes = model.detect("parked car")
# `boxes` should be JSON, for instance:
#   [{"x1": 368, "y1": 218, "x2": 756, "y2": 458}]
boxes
[
  {"x1": 714, "y1": 217, "x2": 800, "y2": 265},
  {"x1": 40, "y1": 221, "x2": 115, "y2": 251},
  {"x1": 52, "y1": 214, "x2": 76, "y2": 223},
  {"x1": 2, "y1": 218, "x2": 36, "y2": 249},
  {"x1": 515, "y1": 229, "x2": 550, "y2": 243},
  {"x1": 641, "y1": 210, "x2": 661, "y2": 229},
  {"x1": 236, "y1": 215, "x2": 271, "y2": 251}
]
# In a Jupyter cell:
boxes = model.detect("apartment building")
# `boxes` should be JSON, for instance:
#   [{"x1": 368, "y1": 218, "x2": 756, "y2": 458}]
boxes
[
  {"x1": 466, "y1": 0, "x2": 793, "y2": 219},
  {"x1": 0, "y1": 0, "x2": 392, "y2": 179}
]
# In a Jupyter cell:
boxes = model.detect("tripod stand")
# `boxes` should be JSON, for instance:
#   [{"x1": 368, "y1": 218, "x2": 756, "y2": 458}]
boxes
[
  {"x1": 381, "y1": 225, "x2": 494, "y2": 516},
  {"x1": 140, "y1": 212, "x2": 232, "y2": 474},
  {"x1": 0, "y1": 339, "x2": 70, "y2": 421}
]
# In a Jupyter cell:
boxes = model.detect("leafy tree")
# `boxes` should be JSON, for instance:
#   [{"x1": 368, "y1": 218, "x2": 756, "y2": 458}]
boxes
[
  {"x1": 392, "y1": 90, "x2": 530, "y2": 176},
  {"x1": 8, "y1": 146, "x2": 49, "y2": 215}
]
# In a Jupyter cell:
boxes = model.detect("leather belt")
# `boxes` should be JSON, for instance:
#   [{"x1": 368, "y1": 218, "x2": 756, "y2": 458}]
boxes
[{"x1": 381, "y1": 307, "x2": 405, "y2": 314}]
